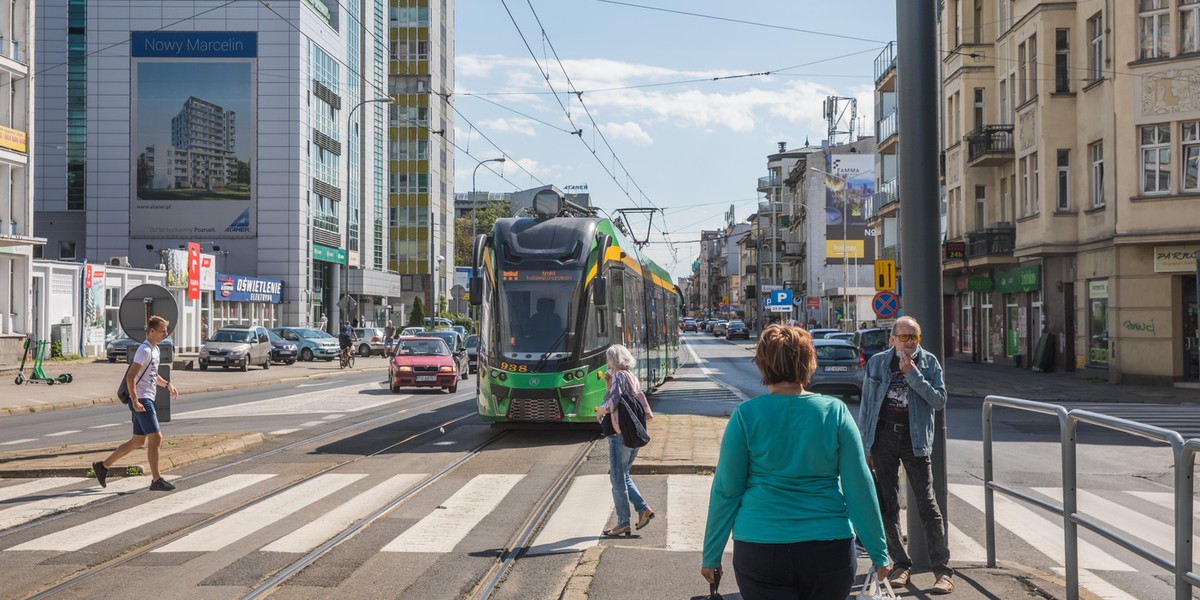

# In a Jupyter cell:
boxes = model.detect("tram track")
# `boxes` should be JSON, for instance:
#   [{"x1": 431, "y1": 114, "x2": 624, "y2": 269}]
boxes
[{"x1": 19, "y1": 393, "x2": 484, "y2": 599}]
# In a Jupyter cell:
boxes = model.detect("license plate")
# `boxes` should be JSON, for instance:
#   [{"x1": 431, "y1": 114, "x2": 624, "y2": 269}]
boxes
[
  {"x1": 825, "y1": 366, "x2": 848, "y2": 372},
  {"x1": 209, "y1": 357, "x2": 224, "y2": 362},
  {"x1": 415, "y1": 375, "x2": 437, "y2": 382}
]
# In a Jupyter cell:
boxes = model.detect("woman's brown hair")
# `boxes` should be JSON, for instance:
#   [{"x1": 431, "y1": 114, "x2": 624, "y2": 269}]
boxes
[{"x1": 752, "y1": 325, "x2": 816, "y2": 386}]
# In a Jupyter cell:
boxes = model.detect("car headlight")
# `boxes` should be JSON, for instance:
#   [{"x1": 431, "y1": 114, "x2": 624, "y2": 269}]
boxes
[
  {"x1": 439, "y1": 366, "x2": 454, "y2": 372},
  {"x1": 398, "y1": 366, "x2": 412, "y2": 372}
]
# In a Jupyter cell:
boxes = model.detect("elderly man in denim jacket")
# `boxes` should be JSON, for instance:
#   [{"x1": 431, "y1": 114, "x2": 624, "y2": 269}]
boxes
[{"x1": 857, "y1": 316, "x2": 954, "y2": 595}]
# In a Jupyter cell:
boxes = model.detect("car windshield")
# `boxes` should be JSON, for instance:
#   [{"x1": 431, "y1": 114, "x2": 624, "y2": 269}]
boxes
[
  {"x1": 212, "y1": 330, "x2": 254, "y2": 343},
  {"x1": 859, "y1": 330, "x2": 889, "y2": 347},
  {"x1": 427, "y1": 331, "x2": 458, "y2": 349},
  {"x1": 465, "y1": 335, "x2": 478, "y2": 348},
  {"x1": 397, "y1": 339, "x2": 449, "y2": 356},
  {"x1": 267, "y1": 330, "x2": 284, "y2": 343},
  {"x1": 816, "y1": 345, "x2": 859, "y2": 361}
]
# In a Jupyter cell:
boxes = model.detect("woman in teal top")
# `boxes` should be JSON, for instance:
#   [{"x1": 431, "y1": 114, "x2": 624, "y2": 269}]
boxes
[{"x1": 701, "y1": 325, "x2": 890, "y2": 599}]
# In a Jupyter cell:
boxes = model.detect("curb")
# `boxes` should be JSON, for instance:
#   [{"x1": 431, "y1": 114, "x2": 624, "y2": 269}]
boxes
[
  {"x1": 558, "y1": 545, "x2": 604, "y2": 600},
  {"x1": 630, "y1": 463, "x2": 715, "y2": 475},
  {"x1": 0, "y1": 432, "x2": 267, "y2": 479},
  {"x1": 0, "y1": 365, "x2": 387, "y2": 418}
]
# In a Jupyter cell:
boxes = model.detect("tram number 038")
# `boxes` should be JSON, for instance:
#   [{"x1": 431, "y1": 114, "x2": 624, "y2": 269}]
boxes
[{"x1": 499, "y1": 362, "x2": 529, "y2": 373}]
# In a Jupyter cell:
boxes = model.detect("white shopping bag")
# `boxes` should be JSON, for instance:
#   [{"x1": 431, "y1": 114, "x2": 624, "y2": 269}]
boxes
[{"x1": 856, "y1": 571, "x2": 898, "y2": 600}]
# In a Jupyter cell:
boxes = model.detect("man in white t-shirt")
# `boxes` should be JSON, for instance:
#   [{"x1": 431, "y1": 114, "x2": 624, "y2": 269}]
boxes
[{"x1": 92, "y1": 315, "x2": 180, "y2": 491}]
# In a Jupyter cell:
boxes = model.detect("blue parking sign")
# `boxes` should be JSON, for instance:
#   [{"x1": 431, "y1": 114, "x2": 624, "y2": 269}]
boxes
[{"x1": 768, "y1": 290, "x2": 792, "y2": 306}]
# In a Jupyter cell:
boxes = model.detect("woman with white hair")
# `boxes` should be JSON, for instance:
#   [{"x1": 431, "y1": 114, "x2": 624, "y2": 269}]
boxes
[{"x1": 596, "y1": 343, "x2": 655, "y2": 537}]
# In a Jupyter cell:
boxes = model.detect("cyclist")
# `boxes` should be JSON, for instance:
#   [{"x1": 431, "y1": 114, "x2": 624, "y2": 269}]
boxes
[{"x1": 339, "y1": 320, "x2": 357, "y2": 364}]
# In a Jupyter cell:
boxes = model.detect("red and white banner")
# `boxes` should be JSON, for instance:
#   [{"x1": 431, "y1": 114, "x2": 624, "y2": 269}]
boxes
[{"x1": 187, "y1": 242, "x2": 201, "y2": 300}]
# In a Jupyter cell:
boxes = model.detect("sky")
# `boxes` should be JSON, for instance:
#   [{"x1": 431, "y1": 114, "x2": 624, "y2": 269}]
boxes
[{"x1": 452, "y1": 0, "x2": 899, "y2": 281}]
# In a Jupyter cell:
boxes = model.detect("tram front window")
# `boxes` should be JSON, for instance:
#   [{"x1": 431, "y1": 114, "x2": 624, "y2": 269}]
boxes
[{"x1": 498, "y1": 280, "x2": 575, "y2": 358}]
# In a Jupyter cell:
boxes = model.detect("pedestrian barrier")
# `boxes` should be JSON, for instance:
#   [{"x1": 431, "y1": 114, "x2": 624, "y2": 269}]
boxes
[{"x1": 982, "y1": 395, "x2": 1197, "y2": 600}]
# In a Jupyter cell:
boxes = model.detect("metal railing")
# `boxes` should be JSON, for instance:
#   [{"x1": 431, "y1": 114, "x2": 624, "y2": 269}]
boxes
[
  {"x1": 757, "y1": 175, "x2": 781, "y2": 190},
  {"x1": 877, "y1": 110, "x2": 897, "y2": 143},
  {"x1": 966, "y1": 124, "x2": 1014, "y2": 163},
  {"x1": 983, "y1": 396, "x2": 1197, "y2": 600},
  {"x1": 874, "y1": 41, "x2": 897, "y2": 83}
]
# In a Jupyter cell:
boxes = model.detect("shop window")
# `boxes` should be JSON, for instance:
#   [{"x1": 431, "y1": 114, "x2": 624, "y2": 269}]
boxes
[
  {"x1": 1005, "y1": 294, "x2": 1020, "y2": 357},
  {"x1": 1088, "y1": 280, "x2": 1109, "y2": 366}
]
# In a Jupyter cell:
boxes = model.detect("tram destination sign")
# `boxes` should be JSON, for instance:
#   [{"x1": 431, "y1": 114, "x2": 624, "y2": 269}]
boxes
[{"x1": 502, "y1": 270, "x2": 575, "y2": 282}]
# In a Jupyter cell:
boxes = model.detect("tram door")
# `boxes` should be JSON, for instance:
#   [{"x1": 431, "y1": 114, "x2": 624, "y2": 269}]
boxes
[{"x1": 1185, "y1": 276, "x2": 1199, "y2": 382}]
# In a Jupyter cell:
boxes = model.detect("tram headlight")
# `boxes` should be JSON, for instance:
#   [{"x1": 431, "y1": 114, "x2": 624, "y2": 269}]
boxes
[
  {"x1": 498, "y1": 371, "x2": 508, "y2": 381},
  {"x1": 564, "y1": 372, "x2": 574, "y2": 381},
  {"x1": 490, "y1": 370, "x2": 500, "y2": 378},
  {"x1": 575, "y1": 369, "x2": 585, "y2": 379}
]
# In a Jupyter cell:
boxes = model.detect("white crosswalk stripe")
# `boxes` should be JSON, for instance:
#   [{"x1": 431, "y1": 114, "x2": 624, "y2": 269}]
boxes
[
  {"x1": 0, "y1": 478, "x2": 89, "y2": 504},
  {"x1": 1035, "y1": 487, "x2": 1200, "y2": 557},
  {"x1": 7, "y1": 474, "x2": 275, "y2": 552},
  {"x1": 153, "y1": 474, "x2": 365, "y2": 553},
  {"x1": 666, "y1": 474, "x2": 714, "y2": 552},
  {"x1": 381, "y1": 474, "x2": 525, "y2": 553},
  {"x1": 262, "y1": 473, "x2": 426, "y2": 553},
  {"x1": 0, "y1": 477, "x2": 146, "y2": 532},
  {"x1": 173, "y1": 383, "x2": 409, "y2": 419}
]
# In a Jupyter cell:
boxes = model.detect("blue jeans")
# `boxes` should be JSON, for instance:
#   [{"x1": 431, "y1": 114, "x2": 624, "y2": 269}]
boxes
[{"x1": 607, "y1": 435, "x2": 648, "y2": 527}]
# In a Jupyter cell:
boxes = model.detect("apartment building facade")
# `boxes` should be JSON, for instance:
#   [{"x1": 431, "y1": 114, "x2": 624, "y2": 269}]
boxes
[
  {"x1": 941, "y1": 0, "x2": 1200, "y2": 384},
  {"x1": 0, "y1": 0, "x2": 35, "y2": 363}
]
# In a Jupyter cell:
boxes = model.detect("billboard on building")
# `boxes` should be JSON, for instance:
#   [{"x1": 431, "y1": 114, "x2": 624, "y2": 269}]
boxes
[
  {"x1": 83, "y1": 264, "x2": 106, "y2": 350},
  {"x1": 131, "y1": 32, "x2": 257, "y2": 238},
  {"x1": 823, "y1": 154, "x2": 876, "y2": 265}
]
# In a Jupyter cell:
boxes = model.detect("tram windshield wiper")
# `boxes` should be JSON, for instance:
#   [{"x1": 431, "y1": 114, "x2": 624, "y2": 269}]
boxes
[{"x1": 531, "y1": 328, "x2": 569, "y2": 373}]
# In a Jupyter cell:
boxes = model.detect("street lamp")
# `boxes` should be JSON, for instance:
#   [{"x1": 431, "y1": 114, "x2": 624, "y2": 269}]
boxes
[
  {"x1": 471, "y1": 157, "x2": 506, "y2": 246},
  {"x1": 335, "y1": 94, "x2": 394, "y2": 334}
]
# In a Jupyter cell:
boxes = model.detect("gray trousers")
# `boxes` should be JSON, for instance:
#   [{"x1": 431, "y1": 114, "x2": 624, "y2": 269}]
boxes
[{"x1": 870, "y1": 422, "x2": 953, "y2": 577}]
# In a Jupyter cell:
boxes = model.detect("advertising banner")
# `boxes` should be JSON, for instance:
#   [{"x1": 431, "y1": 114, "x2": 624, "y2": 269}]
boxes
[
  {"x1": 83, "y1": 264, "x2": 106, "y2": 349},
  {"x1": 165, "y1": 249, "x2": 188, "y2": 288},
  {"x1": 0, "y1": 125, "x2": 27, "y2": 153},
  {"x1": 131, "y1": 31, "x2": 257, "y2": 238},
  {"x1": 215, "y1": 273, "x2": 283, "y2": 303},
  {"x1": 187, "y1": 242, "x2": 201, "y2": 300},
  {"x1": 823, "y1": 154, "x2": 876, "y2": 265},
  {"x1": 199, "y1": 253, "x2": 216, "y2": 291}
]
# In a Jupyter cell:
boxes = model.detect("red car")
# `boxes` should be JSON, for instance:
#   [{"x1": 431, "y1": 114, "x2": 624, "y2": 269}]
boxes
[{"x1": 389, "y1": 337, "x2": 460, "y2": 393}]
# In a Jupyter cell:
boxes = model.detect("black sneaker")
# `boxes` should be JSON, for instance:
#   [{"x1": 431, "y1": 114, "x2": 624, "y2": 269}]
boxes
[
  {"x1": 91, "y1": 461, "x2": 108, "y2": 488},
  {"x1": 149, "y1": 478, "x2": 176, "y2": 492}
]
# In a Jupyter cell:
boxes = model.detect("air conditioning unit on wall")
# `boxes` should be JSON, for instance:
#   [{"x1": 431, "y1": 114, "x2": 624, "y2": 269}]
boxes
[{"x1": 110, "y1": 256, "x2": 131, "y2": 267}]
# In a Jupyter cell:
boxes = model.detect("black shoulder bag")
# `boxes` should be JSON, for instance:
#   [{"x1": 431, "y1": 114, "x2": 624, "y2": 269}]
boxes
[
  {"x1": 615, "y1": 372, "x2": 650, "y2": 448},
  {"x1": 116, "y1": 343, "x2": 151, "y2": 404}
]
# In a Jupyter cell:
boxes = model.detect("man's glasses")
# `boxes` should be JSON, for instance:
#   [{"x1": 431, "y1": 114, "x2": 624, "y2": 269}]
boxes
[{"x1": 894, "y1": 334, "x2": 921, "y2": 342}]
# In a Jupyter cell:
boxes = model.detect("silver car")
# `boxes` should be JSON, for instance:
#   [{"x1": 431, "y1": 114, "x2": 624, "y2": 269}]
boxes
[
  {"x1": 200, "y1": 324, "x2": 272, "y2": 371},
  {"x1": 807, "y1": 339, "x2": 865, "y2": 401},
  {"x1": 353, "y1": 327, "x2": 388, "y2": 357}
]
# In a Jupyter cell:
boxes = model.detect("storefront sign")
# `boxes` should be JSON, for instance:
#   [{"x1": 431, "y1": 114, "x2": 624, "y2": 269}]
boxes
[
  {"x1": 943, "y1": 241, "x2": 966, "y2": 260},
  {"x1": 215, "y1": 273, "x2": 283, "y2": 303},
  {"x1": 0, "y1": 125, "x2": 27, "y2": 153},
  {"x1": 996, "y1": 265, "x2": 1041, "y2": 293},
  {"x1": 313, "y1": 243, "x2": 346, "y2": 265},
  {"x1": 1089, "y1": 280, "x2": 1108, "y2": 299},
  {"x1": 1152, "y1": 245, "x2": 1200, "y2": 273},
  {"x1": 967, "y1": 274, "x2": 993, "y2": 292},
  {"x1": 199, "y1": 254, "x2": 216, "y2": 291}
]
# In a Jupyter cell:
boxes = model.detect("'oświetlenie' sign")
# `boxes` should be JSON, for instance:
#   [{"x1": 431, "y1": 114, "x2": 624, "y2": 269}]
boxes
[
  {"x1": 215, "y1": 273, "x2": 283, "y2": 304},
  {"x1": 131, "y1": 32, "x2": 258, "y2": 58}
]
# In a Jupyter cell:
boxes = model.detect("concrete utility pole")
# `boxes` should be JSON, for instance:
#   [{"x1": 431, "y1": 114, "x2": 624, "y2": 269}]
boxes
[{"x1": 897, "y1": 0, "x2": 947, "y2": 567}]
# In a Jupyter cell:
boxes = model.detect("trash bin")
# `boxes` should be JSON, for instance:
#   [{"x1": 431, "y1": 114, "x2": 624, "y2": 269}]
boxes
[{"x1": 155, "y1": 338, "x2": 174, "y2": 423}]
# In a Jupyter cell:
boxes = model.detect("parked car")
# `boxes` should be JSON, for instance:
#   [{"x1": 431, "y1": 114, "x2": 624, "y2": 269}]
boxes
[
  {"x1": 807, "y1": 339, "x2": 865, "y2": 400},
  {"x1": 271, "y1": 327, "x2": 340, "y2": 362},
  {"x1": 199, "y1": 324, "x2": 272, "y2": 371},
  {"x1": 353, "y1": 327, "x2": 388, "y2": 357},
  {"x1": 465, "y1": 334, "x2": 479, "y2": 374},
  {"x1": 389, "y1": 337, "x2": 460, "y2": 393},
  {"x1": 422, "y1": 330, "x2": 469, "y2": 379},
  {"x1": 450, "y1": 325, "x2": 469, "y2": 337},
  {"x1": 853, "y1": 327, "x2": 892, "y2": 359},
  {"x1": 806, "y1": 328, "x2": 841, "y2": 339},
  {"x1": 424, "y1": 317, "x2": 453, "y2": 328},
  {"x1": 399, "y1": 326, "x2": 426, "y2": 337},
  {"x1": 704, "y1": 320, "x2": 718, "y2": 333},
  {"x1": 725, "y1": 320, "x2": 751, "y2": 340},
  {"x1": 681, "y1": 319, "x2": 698, "y2": 332},
  {"x1": 266, "y1": 329, "x2": 298, "y2": 365},
  {"x1": 105, "y1": 335, "x2": 140, "y2": 363},
  {"x1": 712, "y1": 321, "x2": 729, "y2": 337}
]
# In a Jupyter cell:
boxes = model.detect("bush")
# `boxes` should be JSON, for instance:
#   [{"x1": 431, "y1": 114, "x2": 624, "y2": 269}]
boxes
[
  {"x1": 50, "y1": 340, "x2": 63, "y2": 358},
  {"x1": 408, "y1": 296, "x2": 425, "y2": 328}
]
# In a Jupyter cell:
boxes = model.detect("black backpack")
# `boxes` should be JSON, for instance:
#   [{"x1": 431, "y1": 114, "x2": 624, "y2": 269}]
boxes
[
  {"x1": 116, "y1": 342, "x2": 150, "y2": 404},
  {"x1": 613, "y1": 372, "x2": 650, "y2": 448}
]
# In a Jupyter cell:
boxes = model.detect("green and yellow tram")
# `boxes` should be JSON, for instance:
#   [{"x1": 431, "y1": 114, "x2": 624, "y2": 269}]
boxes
[{"x1": 469, "y1": 194, "x2": 681, "y2": 425}]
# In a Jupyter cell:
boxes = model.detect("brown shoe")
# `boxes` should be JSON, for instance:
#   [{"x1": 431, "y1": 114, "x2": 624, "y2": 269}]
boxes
[
  {"x1": 931, "y1": 574, "x2": 955, "y2": 594},
  {"x1": 602, "y1": 525, "x2": 631, "y2": 537},
  {"x1": 636, "y1": 508, "x2": 655, "y2": 530},
  {"x1": 888, "y1": 566, "x2": 910, "y2": 587}
]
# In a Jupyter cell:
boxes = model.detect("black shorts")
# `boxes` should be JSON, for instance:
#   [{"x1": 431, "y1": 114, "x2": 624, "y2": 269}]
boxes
[{"x1": 339, "y1": 334, "x2": 352, "y2": 349}]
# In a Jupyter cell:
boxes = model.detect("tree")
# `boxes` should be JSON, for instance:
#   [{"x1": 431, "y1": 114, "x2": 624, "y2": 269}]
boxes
[
  {"x1": 408, "y1": 296, "x2": 425, "y2": 327},
  {"x1": 454, "y1": 200, "x2": 514, "y2": 267}
]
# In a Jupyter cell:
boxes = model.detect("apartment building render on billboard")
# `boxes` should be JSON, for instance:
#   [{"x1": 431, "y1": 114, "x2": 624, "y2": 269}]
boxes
[{"x1": 169, "y1": 96, "x2": 239, "y2": 191}]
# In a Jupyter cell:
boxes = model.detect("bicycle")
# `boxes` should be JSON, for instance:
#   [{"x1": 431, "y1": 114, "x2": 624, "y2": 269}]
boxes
[{"x1": 339, "y1": 345, "x2": 355, "y2": 369}]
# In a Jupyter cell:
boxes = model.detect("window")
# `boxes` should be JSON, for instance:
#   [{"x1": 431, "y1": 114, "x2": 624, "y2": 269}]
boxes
[
  {"x1": 1032, "y1": 152, "x2": 1040, "y2": 213},
  {"x1": 1183, "y1": 0, "x2": 1200, "y2": 54},
  {"x1": 1021, "y1": 154, "x2": 1038, "y2": 216},
  {"x1": 1140, "y1": 123, "x2": 1171, "y2": 194},
  {"x1": 1089, "y1": 14, "x2": 1104, "y2": 82},
  {"x1": 1028, "y1": 34, "x2": 1038, "y2": 98},
  {"x1": 1088, "y1": 280, "x2": 1109, "y2": 366},
  {"x1": 1018, "y1": 43, "x2": 1027, "y2": 102},
  {"x1": 1056, "y1": 150, "x2": 1071, "y2": 210},
  {"x1": 975, "y1": 185, "x2": 986, "y2": 231},
  {"x1": 1139, "y1": 0, "x2": 1170, "y2": 60},
  {"x1": 58, "y1": 241, "x2": 76, "y2": 260},
  {"x1": 999, "y1": 79, "x2": 1009, "y2": 125},
  {"x1": 1184, "y1": 121, "x2": 1200, "y2": 191},
  {"x1": 998, "y1": 0, "x2": 1012, "y2": 35},
  {"x1": 1090, "y1": 141, "x2": 1105, "y2": 207},
  {"x1": 1055, "y1": 29, "x2": 1071, "y2": 92},
  {"x1": 974, "y1": 88, "x2": 984, "y2": 130},
  {"x1": 1000, "y1": 177, "x2": 1009, "y2": 222}
]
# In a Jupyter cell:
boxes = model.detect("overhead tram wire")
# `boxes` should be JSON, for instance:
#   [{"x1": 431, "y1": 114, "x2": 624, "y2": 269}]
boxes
[{"x1": 444, "y1": 99, "x2": 547, "y2": 188}]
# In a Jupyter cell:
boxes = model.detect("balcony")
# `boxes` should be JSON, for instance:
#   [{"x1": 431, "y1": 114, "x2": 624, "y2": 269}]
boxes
[
  {"x1": 874, "y1": 41, "x2": 896, "y2": 90},
  {"x1": 782, "y1": 242, "x2": 806, "y2": 261},
  {"x1": 877, "y1": 110, "x2": 897, "y2": 147},
  {"x1": 757, "y1": 200, "x2": 784, "y2": 214},
  {"x1": 757, "y1": 175, "x2": 781, "y2": 192},
  {"x1": 868, "y1": 179, "x2": 898, "y2": 218},
  {"x1": 966, "y1": 224, "x2": 1015, "y2": 258},
  {"x1": 965, "y1": 125, "x2": 1014, "y2": 166}
]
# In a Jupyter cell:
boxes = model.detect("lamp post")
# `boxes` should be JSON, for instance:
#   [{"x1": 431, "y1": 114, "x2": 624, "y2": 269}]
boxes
[
  {"x1": 334, "y1": 95, "x2": 394, "y2": 335},
  {"x1": 471, "y1": 157, "x2": 506, "y2": 245}
]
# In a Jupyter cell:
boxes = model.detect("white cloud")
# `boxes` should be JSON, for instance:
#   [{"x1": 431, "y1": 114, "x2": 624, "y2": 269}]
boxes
[
  {"x1": 478, "y1": 117, "x2": 538, "y2": 136},
  {"x1": 598, "y1": 121, "x2": 652, "y2": 144}
]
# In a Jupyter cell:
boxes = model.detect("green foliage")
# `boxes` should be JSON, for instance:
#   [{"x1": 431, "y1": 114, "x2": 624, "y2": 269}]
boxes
[
  {"x1": 50, "y1": 340, "x2": 63, "y2": 358},
  {"x1": 454, "y1": 200, "x2": 513, "y2": 267},
  {"x1": 408, "y1": 296, "x2": 425, "y2": 327}
]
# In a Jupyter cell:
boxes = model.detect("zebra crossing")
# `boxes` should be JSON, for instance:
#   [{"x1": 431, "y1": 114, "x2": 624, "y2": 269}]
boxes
[{"x1": 0, "y1": 472, "x2": 1186, "y2": 597}]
